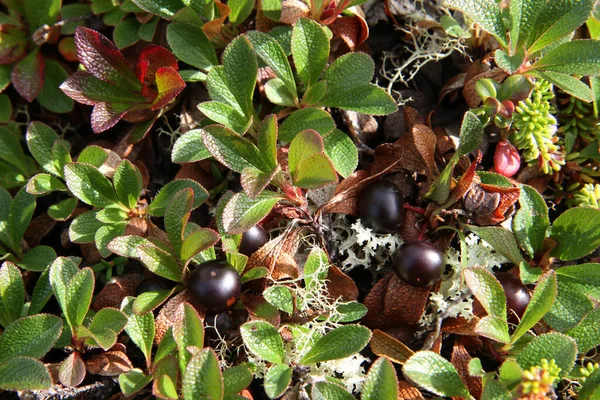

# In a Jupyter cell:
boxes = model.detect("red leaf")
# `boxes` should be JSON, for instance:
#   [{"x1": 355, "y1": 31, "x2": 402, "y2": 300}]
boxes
[
  {"x1": 135, "y1": 45, "x2": 178, "y2": 89},
  {"x1": 58, "y1": 37, "x2": 78, "y2": 62},
  {"x1": 74, "y1": 27, "x2": 138, "y2": 87},
  {"x1": 60, "y1": 71, "x2": 145, "y2": 106},
  {"x1": 0, "y1": 23, "x2": 28, "y2": 65},
  {"x1": 329, "y1": 15, "x2": 369, "y2": 50},
  {"x1": 151, "y1": 66, "x2": 185, "y2": 110},
  {"x1": 91, "y1": 102, "x2": 130, "y2": 133},
  {"x1": 11, "y1": 50, "x2": 44, "y2": 102}
]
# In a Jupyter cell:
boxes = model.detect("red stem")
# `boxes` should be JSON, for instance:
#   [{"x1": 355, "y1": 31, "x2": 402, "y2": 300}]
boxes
[{"x1": 404, "y1": 204, "x2": 426, "y2": 215}]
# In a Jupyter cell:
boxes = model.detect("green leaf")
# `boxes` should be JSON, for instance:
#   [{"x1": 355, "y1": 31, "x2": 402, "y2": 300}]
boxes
[
  {"x1": 516, "y1": 332, "x2": 577, "y2": 377},
  {"x1": 279, "y1": 107, "x2": 336, "y2": 142},
  {"x1": 172, "y1": 129, "x2": 211, "y2": 163},
  {"x1": 28, "y1": 268, "x2": 53, "y2": 315},
  {"x1": 181, "y1": 228, "x2": 220, "y2": 261},
  {"x1": 64, "y1": 162, "x2": 119, "y2": 207},
  {"x1": 77, "y1": 145, "x2": 110, "y2": 168},
  {"x1": 24, "y1": 0, "x2": 60, "y2": 30},
  {"x1": 137, "y1": 244, "x2": 183, "y2": 282},
  {"x1": 65, "y1": 268, "x2": 94, "y2": 333},
  {"x1": 37, "y1": 60, "x2": 74, "y2": 114},
  {"x1": 114, "y1": 160, "x2": 143, "y2": 210},
  {"x1": 498, "y1": 359, "x2": 522, "y2": 387},
  {"x1": 119, "y1": 368, "x2": 152, "y2": 397},
  {"x1": 456, "y1": 111, "x2": 484, "y2": 156},
  {"x1": 443, "y1": 0, "x2": 507, "y2": 47},
  {"x1": 48, "y1": 197, "x2": 78, "y2": 221},
  {"x1": 108, "y1": 235, "x2": 153, "y2": 258},
  {"x1": 481, "y1": 379, "x2": 512, "y2": 400},
  {"x1": 229, "y1": 0, "x2": 254, "y2": 26},
  {"x1": 524, "y1": 0, "x2": 595, "y2": 54},
  {"x1": 321, "y1": 82, "x2": 397, "y2": 115},
  {"x1": 300, "y1": 325, "x2": 371, "y2": 364},
  {"x1": 261, "y1": 0, "x2": 281, "y2": 20},
  {"x1": 167, "y1": 22, "x2": 217, "y2": 70},
  {"x1": 466, "y1": 225, "x2": 525, "y2": 265},
  {"x1": 311, "y1": 382, "x2": 354, "y2": 400},
  {"x1": 201, "y1": 125, "x2": 267, "y2": 173},
  {"x1": 174, "y1": 302, "x2": 205, "y2": 375},
  {"x1": 182, "y1": 348, "x2": 223, "y2": 400},
  {"x1": 288, "y1": 129, "x2": 325, "y2": 175},
  {"x1": 0, "y1": 127, "x2": 29, "y2": 176},
  {"x1": 463, "y1": 267, "x2": 507, "y2": 319},
  {"x1": 291, "y1": 18, "x2": 329, "y2": 88},
  {"x1": 0, "y1": 262, "x2": 25, "y2": 327},
  {"x1": 264, "y1": 78, "x2": 297, "y2": 106},
  {"x1": 323, "y1": 129, "x2": 358, "y2": 178},
  {"x1": 95, "y1": 223, "x2": 127, "y2": 258},
  {"x1": 302, "y1": 80, "x2": 328, "y2": 106},
  {"x1": 90, "y1": 307, "x2": 127, "y2": 334},
  {"x1": 257, "y1": 115, "x2": 278, "y2": 170},
  {"x1": 475, "y1": 315, "x2": 511, "y2": 343},
  {"x1": 566, "y1": 308, "x2": 600, "y2": 354},
  {"x1": 264, "y1": 364, "x2": 292, "y2": 399},
  {"x1": 113, "y1": 17, "x2": 140, "y2": 48},
  {"x1": 247, "y1": 31, "x2": 297, "y2": 101},
  {"x1": 0, "y1": 95, "x2": 11, "y2": 123},
  {"x1": 122, "y1": 297, "x2": 155, "y2": 366},
  {"x1": 241, "y1": 267, "x2": 269, "y2": 283},
  {"x1": 263, "y1": 286, "x2": 294, "y2": 314},
  {"x1": 131, "y1": 0, "x2": 185, "y2": 18},
  {"x1": 26, "y1": 122, "x2": 61, "y2": 176},
  {"x1": 513, "y1": 185, "x2": 549, "y2": 257},
  {"x1": 511, "y1": 271, "x2": 557, "y2": 343},
  {"x1": 0, "y1": 314, "x2": 61, "y2": 362},
  {"x1": 361, "y1": 357, "x2": 399, "y2": 400},
  {"x1": 222, "y1": 191, "x2": 283, "y2": 234},
  {"x1": 240, "y1": 321, "x2": 285, "y2": 364},
  {"x1": 330, "y1": 302, "x2": 368, "y2": 323},
  {"x1": 132, "y1": 288, "x2": 174, "y2": 316},
  {"x1": 147, "y1": 179, "x2": 208, "y2": 217},
  {"x1": 9, "y1": 188, "x2": 35, "y2": 253},
  {"x1": 509, "y1": 0, "x2": 546, "y2": 52},
  {"x1": 18, "y1": 245, "x2": 56, "y2": 272},
  {"x1": 532, "y1": 40, "x2": 600, "y2": 75},
  {"x1": 205, "y1": 35, "x2": 257, "y2": 119},
  {"x1": 403, "y1": 350, "x2": 471, "y2": 398},
  {"x1": 26, "y1": 173, "x2": 67, "y2": 195},
  {"x1": 0, "y1": 187, "x2": 12, "y2": 250},
  {"x1": 198, "y1": 101, "x2": 250, "y2": 134},
  {"x1": 544, "y1": 281, "x2": 593, "y2": 332},
  {"x1": 0, "y1": 357, "x2": 52, "y2": 391},
  {"x1": 494, "y1": 49, "x2": 525, "y2": 74},
  {"x1": 69, "y1": 211, "x2": 105, "y2": 243},
  {"x1": 96, "y1": 208, "x2": 128, "y2": 223},
  {"x1": 293, "y1": 153, "x2": 338, "y2": 189},
  {"x1": 223, "y1": 365, "x2": 253, "y2": 395},
  {"x1": 580, "y1": 368, "x2": 600, "y2": 400},
  {"x1": 48, "y1": 257, "x2": 78, "y2": 314},
  {"x1": 165, "y1": 188, "x2": 194, "y2": 258},
  {"x1": 550, "y1": 207, "x2": 600, "y2": 260}
]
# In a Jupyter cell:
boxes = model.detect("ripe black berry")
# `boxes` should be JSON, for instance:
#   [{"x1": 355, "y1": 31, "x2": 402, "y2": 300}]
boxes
[
  {"x1": 238, "y1": 225, "x2": 269, "y2": 256},
  {"x1": 188, "y1": 260, "x2": 241, "y2": 313},
  {"x1": 495, "y1": 273, "x2": 530, "y2": 319},
  {"x1": 393, "y1": 241, "x2": 444, "y2": 287},
  {"x1": 135, "y1": 277, "x2": 174, "y2": 296},
  {"x1": 358, "y1": 180, "x2": 404, "y2": 233}
]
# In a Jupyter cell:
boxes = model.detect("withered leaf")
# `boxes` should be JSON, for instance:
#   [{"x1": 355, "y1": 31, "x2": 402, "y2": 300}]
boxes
[
  {"x1": 363, "y1": 273, "x2": 430, "y2": 329},
  {"x1": 325, "y1": 265, "x2": 359, "y2": 302},
  {"x1": 442, "y1": 317, "x2": 480, "y2": 336},
  {"x1": 86, "y1": 351, "x2": 133, "y2": 376},
  {"x1": 59, "y1": 352, "x2": 86, "y2": 387},
  {"x1": 202, "y1": 0, "x2": 229, "y2": 41},
  {"x1": 241, "y1": 293, "x2": 281, "y2": 326},
  {"x1": 451, "y1": 341, "x2": 482, "y2": 399},
  {"x1": 329, "y1": 15, "x2": 369, "y2": 51},
  {"x1": 155, "y1": 291, "x2": 194, "y2": 344},
  {"x1": 398, "y1": 380, "x2": 425, "y2": 400},
  {"x1": 370, "y1": 329, "x2": 414, "y2": 364},
  {"x1": 463, "y1": 67, "x2": 507, "y2": 108},
  {"x1": 92, "y1": 274, "x2": 142, "y2": 311},
  {"x1": 245, "y1": 228, "x2": 300, "y2": 280}
]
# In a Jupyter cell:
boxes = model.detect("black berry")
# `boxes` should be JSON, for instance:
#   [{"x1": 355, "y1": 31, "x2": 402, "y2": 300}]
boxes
[
  {"x1": 188, "y1": 260, "x2": 241, "y2": 313},
  {"x1": 238, "y1": 225, "x2": 269, "y2": 256},
  {"x1": 393, "y1": 241, "x2": 444, "y2": 287},
  {"x1": 359, "y1": 180, "x2": 404, "y2": 233},
  {"x1": 496, "y1": 273, "x2": 530, "y2": 319}
]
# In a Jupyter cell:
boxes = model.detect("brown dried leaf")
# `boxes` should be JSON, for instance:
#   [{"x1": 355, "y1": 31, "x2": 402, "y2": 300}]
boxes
[
  {"x1": 398, "y1": 381, "x2": 425, "y2": 400},
  {"x1": 403, "y1": 106, "x2": 425, "y2": 131},
  {"x1": 450, "y1": 341, "x2": 482, "y2": 399},
  {"x1": 279, "y1": 0, "x2": 310, "y2": 24},
  {"x1": 370, "y1": 329, "x2": 414, "y2": 364},
  {"x1": 325, "y1": 265, "x2": 358, "y2": 302},
  {"x1": 363, "y1": 273, "x2": 430, "y2": 329},
  {"x1": 442, "y1": 317, "x2": 480, "y2": 336},
  {"x1": 92, "y1": 274, "x2": 142, "y2": 311},
  {"x1": 59, "y1": 352, "x2": 86, "y2": 387},
  {"x1": 439, "y1": 73, "x2": 467, "y2": 103},
  {"x1": 175, "y1": 160, "x2": 220, "y2": 191},
  {"x1": 24, "y1": 213, "x2": 57, "y2": 247},
  {"x1": 329, "y1": 15, "x2": 369, "y2": 50},
  {"x1": 321, "y1": 170, "x2": 369, "y2": 215},
  {"x1": 245, "y1": 229, "x2": 300, "y2": 280},
  {"x1": 81, "y1": 243, "x2": 102, "y2": 265},
  {"x1": 155, "y1": 291, "x2": 192, "y2": 344},
  {"x1": 125, "y1": 217, "x2": 148, "y2": 237},
  {"x1": 202, "y1": 0, "x2": 229, "y2": 41},
  {"x1": 85, "y1": 351, "x2": 133, "y2": 376}
]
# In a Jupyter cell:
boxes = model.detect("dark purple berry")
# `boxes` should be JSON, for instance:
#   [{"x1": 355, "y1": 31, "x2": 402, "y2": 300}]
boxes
[
  {"x1": 359, "y1": 181, "x2": 404, "y2": 233},
  {"x1": 496, "y1": 273, "x2": 530, "y2": 319},
  {"x1": 188, "y1": 260, "x2": 241, "y2": 313},
  {"x1": 238, "y1": 225, "x2": 269, "y2": 256},
  {"x1": 393, "y1": 241, "x2": 444, "y2": 287}
]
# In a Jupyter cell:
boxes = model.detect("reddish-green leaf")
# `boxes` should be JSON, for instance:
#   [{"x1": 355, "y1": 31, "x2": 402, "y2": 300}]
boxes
[
  {"x1": 11, "y1": 50, "x2": 44, "y2": 102},
  {"x1": 151, "y1": 66, "x2": 185, "y2": 110}
]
